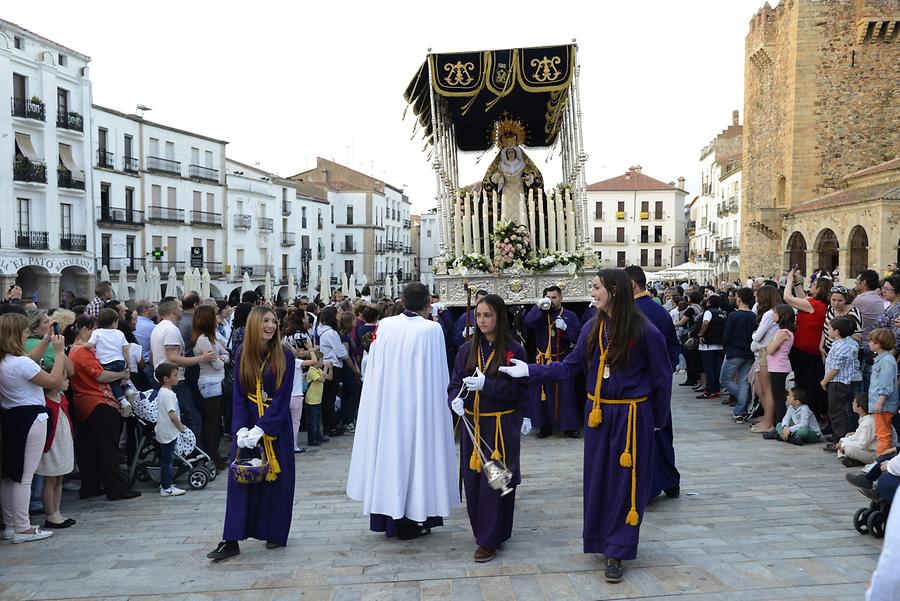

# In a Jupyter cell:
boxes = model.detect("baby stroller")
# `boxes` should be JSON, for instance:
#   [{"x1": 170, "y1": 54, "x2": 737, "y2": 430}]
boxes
[
  {"x1": 130, "y1": 389, "x2": 217, "y2": 490},
  {"x1": 852, "y1": 491, "x2": 889, "y2": 539}
]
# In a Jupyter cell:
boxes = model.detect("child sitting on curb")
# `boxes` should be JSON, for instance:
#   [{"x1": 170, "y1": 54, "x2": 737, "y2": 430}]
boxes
[
  {"x1": 765, "y1": 387, "x2": 822, "y2": 445},
  {"x1": 836, "y1": 394, "x2": 881, "y2": 467}
]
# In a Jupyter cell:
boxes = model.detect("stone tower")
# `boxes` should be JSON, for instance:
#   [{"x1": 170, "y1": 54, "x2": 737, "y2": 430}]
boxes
[{"x1": 740, "y1": 0, "x2": 900, "y2": 279}]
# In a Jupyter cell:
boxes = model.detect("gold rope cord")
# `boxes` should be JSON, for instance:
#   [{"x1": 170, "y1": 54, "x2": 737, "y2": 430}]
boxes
[
  {"x1": 469, "y1": 347, "x2": 495, "y2": 473},
  {"x1": 587, "y1": 320, "x2": 608, "y2": 427},
  {"x1": 597, "y1": 397, "x2": 648, "y2": 526},
  {"x1": 251, "y1": 374, "x2": 281, "y2": 482}
]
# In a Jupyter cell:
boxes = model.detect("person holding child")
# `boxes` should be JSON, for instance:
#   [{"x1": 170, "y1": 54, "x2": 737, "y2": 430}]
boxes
[
  {"x1": 154, "y1": 362, "x2": 187, "y2": 497},
  {"x1": 767, "y1": 387, "x2": 822, "y2": 445},
  {"x1": 821, "y1": 316, "x2": 860, "y2": 452},
  {"x1": 868, "y1": 327, "x2": 899, "y2": 457},
  {"x1": 88, "y1": 308, "x2": 131, "y2": 403}
]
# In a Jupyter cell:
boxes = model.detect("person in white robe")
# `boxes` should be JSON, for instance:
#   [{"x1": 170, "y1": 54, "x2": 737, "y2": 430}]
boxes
[{"x1": 346, "y1": 282, "x2": 459, "y2": 540}]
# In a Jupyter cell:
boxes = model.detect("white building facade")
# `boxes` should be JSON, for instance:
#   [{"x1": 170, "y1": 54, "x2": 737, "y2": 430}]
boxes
[
  {"x1": 0, "y1": 19, "x2": 96, "y2": 305},
  {"x1": 586, "y1": 166, "x2": 687, "y2": 273},
  {"x1": 415, "y1": 209, "x2": 440, "y2": 291}
]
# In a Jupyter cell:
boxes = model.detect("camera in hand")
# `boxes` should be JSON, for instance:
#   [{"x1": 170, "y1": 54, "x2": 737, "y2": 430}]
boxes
[{"x1": 538, "y1": 298, "x2": 552, "y2": 311}]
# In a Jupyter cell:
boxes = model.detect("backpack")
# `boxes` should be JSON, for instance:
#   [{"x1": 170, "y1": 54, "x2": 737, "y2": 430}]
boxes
[{"x1": 703, "y1": 309, "x2": 726, "y2": 345}]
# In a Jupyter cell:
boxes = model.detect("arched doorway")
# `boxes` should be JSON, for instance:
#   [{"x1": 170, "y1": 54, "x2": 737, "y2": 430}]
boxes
[
  {"x1": 848, "y1": 226, "x2": 869, "y2": 279},
  {"x1": 16, "y1": 265, "x2": 50, "y2": 306},
  {"x1": 228, "y1": 288, "x2": 241, "y2": 305},
  {"x1": 209, "y1": 284, "x2": 222, "y2": 300},
  {"x1": 814, "y1": 229, "x2": 839, "y2": 273},
  {"x1": 786, "y1": 231, "x2": 807, "y2": 272},
  {"x1": 60, "y1": 265, "x2": 92, "y2": 303}
]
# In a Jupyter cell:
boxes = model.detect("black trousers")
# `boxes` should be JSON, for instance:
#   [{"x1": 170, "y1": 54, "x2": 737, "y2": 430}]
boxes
[
  {"x1": 789, "y1": 348, "x2": 826, "y2": 417},
  {"x1": 75, "y1": 404, "x2": 128, "y2": 497},
  {"x1": 770, "y1": 372, "x2": 789, "y2": 424},
  {"x1": 321, "y1": 367, "x2": 341, "y2": 432},
  {"x1": 827, "y1": 381, "x2": 852, "y2": 441}
]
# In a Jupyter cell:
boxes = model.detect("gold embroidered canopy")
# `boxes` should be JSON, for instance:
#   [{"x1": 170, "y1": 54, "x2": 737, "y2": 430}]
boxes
[{"x1": 404, "y1": 44, "x2": 575, "y2": 152}]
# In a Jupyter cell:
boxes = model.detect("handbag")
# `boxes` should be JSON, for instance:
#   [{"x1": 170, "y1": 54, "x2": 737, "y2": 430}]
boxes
[{"x1": 683, "y1": 337, "x2": 699, "y2": 351}]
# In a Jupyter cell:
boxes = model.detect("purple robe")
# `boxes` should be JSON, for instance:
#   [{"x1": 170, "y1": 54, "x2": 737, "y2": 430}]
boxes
[
  {"x1": 449, "y1": 339, "x2": 528, "y2": 550},
  {"x1": 527, "y1": 317, "x2": 672, "y2": 560},
  {"x1": 524, "y1": 305, "x2": 583, "y2": 431},
  {"x1": 222, "y1": 344, "x2": 296, "y2": 546}
]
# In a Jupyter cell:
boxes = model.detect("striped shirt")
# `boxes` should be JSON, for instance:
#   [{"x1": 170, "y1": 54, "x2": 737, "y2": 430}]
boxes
[{"x1": 822, "y1": 306, "x2": 863, "y2": 352}]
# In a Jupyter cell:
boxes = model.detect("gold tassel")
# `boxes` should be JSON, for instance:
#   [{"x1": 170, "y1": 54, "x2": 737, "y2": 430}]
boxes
[
  {"x1": 469, "y1": 449, "x2": 482, "y2": 473},
  {"x1": 541, "y1": 388, "x2": 547, "y2": 401},
  {"x1": 588, "y1": 406, "x2": 602, "y2": 428},
  {"x1": 626, "y1": 509, "x2": 639, "y2": 526},
  {"x1": 490, "y1": 448, "x2": 501, "y2": 460},
  {"x1": 619, "y1": 451, "x2": 632, "y2": 468}
]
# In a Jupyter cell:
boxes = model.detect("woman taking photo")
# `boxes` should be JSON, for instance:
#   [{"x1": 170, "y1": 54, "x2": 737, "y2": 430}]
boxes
[
  {"x1": 500, "y1": 269, "x2": 672, "y2": 583},
  {"x1": 749, "y1": 286, "x2": 782, "y2": 433},
  {"x1": 783, "y1": 269, "x2": 832, "y2": 419},
  {"x1": 448, "y1": 294, "x2": 529, "y2": 563},
  {"x1": 0, "y1": 313, "x2": 66, "y2": 543},
  {"x1": 192, "y1": 305, "x2": 229, "y2": 470},
  {"x1": 207, "y1": 306, "x2": 295, "y2": 561}
]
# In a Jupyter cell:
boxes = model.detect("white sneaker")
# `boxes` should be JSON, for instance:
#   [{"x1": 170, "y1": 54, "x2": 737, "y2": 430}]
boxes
[
  {"x1": 160, "y1": 486, "x2": 186, "y2": 497},
  {"x1": 12, "y1": 527, "x2": 53, "y2": 544},
  {"x1": 2, "y1": 527, "x2": 12, "y2": 541}
]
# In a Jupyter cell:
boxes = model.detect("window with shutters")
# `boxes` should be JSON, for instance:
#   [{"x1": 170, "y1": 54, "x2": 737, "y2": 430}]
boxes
[{"x1": 593, "y1": 227, "x2": 602, "y2": 243}]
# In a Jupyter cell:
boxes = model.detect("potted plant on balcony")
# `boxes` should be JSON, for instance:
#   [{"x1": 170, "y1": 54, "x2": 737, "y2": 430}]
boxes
[{"x1": 28, "y1": 95, "x2": 45, "y2": 120}]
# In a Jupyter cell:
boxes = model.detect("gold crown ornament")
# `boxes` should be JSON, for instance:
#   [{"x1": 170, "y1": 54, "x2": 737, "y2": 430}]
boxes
[{"x1": 492, "y1": 114, "x2": 527, "y2": 148}]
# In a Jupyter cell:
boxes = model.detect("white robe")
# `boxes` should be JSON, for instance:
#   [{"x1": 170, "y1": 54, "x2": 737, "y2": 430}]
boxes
[{"x1": 346, "y1": 313, "x2": 459, "y2": 522}]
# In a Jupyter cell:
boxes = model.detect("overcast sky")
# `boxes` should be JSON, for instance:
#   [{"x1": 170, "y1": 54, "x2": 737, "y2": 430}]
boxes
[{"x1": 6, "y1": 0, "x2": 766, "y2": 212}]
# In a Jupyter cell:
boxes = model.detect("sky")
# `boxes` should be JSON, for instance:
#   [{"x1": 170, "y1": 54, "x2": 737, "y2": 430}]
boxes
[{"x1": 4, "y1": 0, "x2": 767, "y2": 213}]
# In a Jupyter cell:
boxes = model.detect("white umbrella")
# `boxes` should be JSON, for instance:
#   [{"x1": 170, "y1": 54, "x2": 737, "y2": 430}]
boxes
[
  {"x1": 100, "y1": 265, "x2": 110, "y2": 285},
  {"x1": 116, "y1": 266, "x2": 129, "y2": 301},
  {"x1": 361, "y1": 273, "x2": 368, "y2": 286},
  {"x1": 341, "y1": 273, "x2": 349, "y2": 298},
  {"x1": 264, "y1": 271, "x2": 273, "y2": 301},
  {"x1": 150, "y1": 266, "x2": 161, "y2": 302},
  {"x1": 348, "y1": 274, "x2": 357, "y2": 300},
  {"x1": 287, "y1": 270, "x2": 296, "y2": 301},
  {"x1": 164, "y1": 267, "x2": 178, "y2": 299},
  {"x1": 241, "y1": 270, "x2": 252, "y2": 298},
  {"x1": 192, "y1": 267, "x2": 201, "y2": 293},
  {"x1": 322, "y1": 275, "x2": 332, "y2": 304},
  {"x1": 201, "y1": 268, "x2": 211, "y2": 299},
  {"x1": 386, "y1": 273, "x2": 393, "y2": 299},
  {"x1": 135, "y1": 266, "x2": 147, "y2": 301},
  {"x1": 306, "y1": 270, "x2": 318, "y2": 303}
]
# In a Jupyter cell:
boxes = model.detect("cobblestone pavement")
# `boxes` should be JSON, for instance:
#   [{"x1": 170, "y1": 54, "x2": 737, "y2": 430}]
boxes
[{"x1": 0, "y1": 378, "x2": 884, "y2": 601}]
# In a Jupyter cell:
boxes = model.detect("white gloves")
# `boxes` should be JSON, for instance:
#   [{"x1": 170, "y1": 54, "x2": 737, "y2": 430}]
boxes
[
  {"x1": 238, "y1": 426, "x2": 264, "y2": 448},
  {"x1": 498, "y1": 358, "x2": 529, "y2": 379},
  {"x1": 465, "y1": 326, "x2": 475, "y2": 337},
  {"x1": 235, "y1": 427, "x2": 249, "y2": 447},
  {"x1": 463, "y1": 368, "x2": 486, "y2": 392},
  {"x1": 450, "y1": 396, "x2": 465, "y2": 416},
  {"x1": 521, "y1": 417, "x2": 532, "y2": 436},
  {"x1": 555, "y1": 318, "x2": 567, "y2": 331}
]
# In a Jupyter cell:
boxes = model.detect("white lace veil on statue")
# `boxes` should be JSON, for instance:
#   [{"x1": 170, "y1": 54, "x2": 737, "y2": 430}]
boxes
[{"x1": 498, "y1": 146, "x2": 525, "y2": 178}]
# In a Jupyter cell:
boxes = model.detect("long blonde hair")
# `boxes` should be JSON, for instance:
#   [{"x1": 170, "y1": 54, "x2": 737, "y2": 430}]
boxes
[
  {"x1": 238, "y1": 306, "x2": 286, "y2": 394},
  {"x1": 0, "y1": 313, "x2": 29, "y2": 362}
]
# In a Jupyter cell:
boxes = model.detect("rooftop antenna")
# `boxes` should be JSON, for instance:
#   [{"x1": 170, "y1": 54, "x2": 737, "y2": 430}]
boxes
[{"x1": 136, "y1": 104, "x2": 151, "y2": 118}]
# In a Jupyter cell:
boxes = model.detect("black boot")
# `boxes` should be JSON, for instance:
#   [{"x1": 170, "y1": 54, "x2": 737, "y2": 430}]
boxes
[
  {"x1": 536, "y1": 427, "x2": 552, "y2": 439},
  {"x1": 604, "y1": 557, "x2": 624, "y2": 583},
  {"x1": 207, "y1": 540, "x2": 240, "y2": 560}
]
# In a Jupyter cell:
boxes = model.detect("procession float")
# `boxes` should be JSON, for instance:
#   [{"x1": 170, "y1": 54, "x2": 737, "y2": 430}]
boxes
[{"x1": 404, "y1": 43, "x2": 592, "y2": 306}]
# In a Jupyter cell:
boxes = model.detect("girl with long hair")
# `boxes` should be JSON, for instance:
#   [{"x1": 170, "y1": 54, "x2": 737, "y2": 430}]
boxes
[
  {"x1": 191, "y1": 305, "x2": 229, "y2": 469},
  {"x1": 749, "y1": 285, "x2": 782, "y2": 433},
  {"x1": 765, "y1": 304, "x2": 796, "y2": 426},
  {"x1": 499, "y1": 269, "x2": 673, "y2": 583},
  {"x1": 447, "y1": 294, "x2": 529, "y2": 563},
  {"x1": 208, "y1": 306, "x2": 295, "y2": 561}
]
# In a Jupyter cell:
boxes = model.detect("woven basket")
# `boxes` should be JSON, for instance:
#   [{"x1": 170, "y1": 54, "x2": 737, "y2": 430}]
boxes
[{"x1": 229, "y1": 447, "x2": 269, "y2": 485}]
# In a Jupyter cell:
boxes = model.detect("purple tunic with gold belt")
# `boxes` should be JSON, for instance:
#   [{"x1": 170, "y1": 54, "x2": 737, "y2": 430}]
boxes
[
  {"x1": 527, "y1": 316, "x2": 672, "y2": 560},
  {"x1": 524, "y1": 305, "x2": 582, "y2": 431},
  {"x1": 449, "y1": 338, "x2": 529, "y2": 550},
  {"x1": 222, "y1": 344, "x2": 296, "y2": 546}
]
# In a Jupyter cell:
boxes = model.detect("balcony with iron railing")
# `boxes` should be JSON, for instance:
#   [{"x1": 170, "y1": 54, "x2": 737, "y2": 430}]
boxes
[
  {"x1": 56, "y1": 111, "x2": 83, "y2": 132},
  {"x1": 146, "y1": 156, "x2": 181, "y2": 175},
  {"x1": 100, "y1": 257, "x2": 145, "y2": 273},
  {"x1": 16, "y1": 230, "x2": 48, "y2": 249},
  {"x1": 317, "y1": 216, "x2": 324, "y2": 230},
  {"x1": 123, "y1": 156, "x2": 139, "y2": 173},
  {"x1": 97, "y1": 206, "x2": 144, "y2": 228},
  {"x1": 233, "y1": 214, "x2": 251, "y2": 229},
  {"x1": 147, "y1": 206, "x2": 185, "y2": 223},
  {"x1": 258, "y1": 217, "x2": 274, "y2": 233},
  {"x1": 281, "y1": 232, "x2": 296, "y2": 246},
  {"x1": 188, "y1": 164, "x2": 219, "y2": 182},
  {"x1": 317, "y1": 248, "x2": 326, "y2": 260},
  {"x1": 716, "y1": 237, "x2": 736, "y2": 252},
  {"x1": 203, "y1": 261, "x2": 224, "y2": 275},
  {"x1": 236, "y1": 265, "x2": 274, "y2": 277},
  {"x1": 148, "y1": 260, "x2": 186, "y2": 274},
  {"x1": 57, "y1": 167, "x2": 85, "y2": 190},
  {"x1": 14, "y1": 156, "x2": 47, "y2": 183},
  {"x1": 11, "y1": 97, "x2": 45, "y2": 121},
  {"x1": 190, "y1": 210, "x2": 223, "y2": 227},
  {"x1": 403, "y1": 219, "x2": 411, "y2": 229},
  {"x1": 97, "y1": 149, "x2": 115, "y2": 169},
  {"x1": 341, "y1": 244, "x2": 358, "y2": 253},
  {"x1": 60, "y1": 234, "x2": 87, "y2": 251},
  {"x1": 282, "y1": 200, "x2": 292, "y2": 215}
]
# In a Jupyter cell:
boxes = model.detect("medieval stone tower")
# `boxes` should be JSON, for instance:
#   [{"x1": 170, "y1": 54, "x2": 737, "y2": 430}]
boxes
[{"x1": 740, "y1": 0, "x2": 900, "y2": 279}]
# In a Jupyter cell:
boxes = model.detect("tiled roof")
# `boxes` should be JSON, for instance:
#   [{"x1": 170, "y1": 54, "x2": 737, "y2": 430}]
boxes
[
  {"x1": 587, "y1": 171, "x2": 682, "y2": 192},
  {"x1": 790, "y1": 182, "x2": 900, "y2": 214},
  {"x1": 844, "y1": 157, "x2": 900, "y2": 181}
]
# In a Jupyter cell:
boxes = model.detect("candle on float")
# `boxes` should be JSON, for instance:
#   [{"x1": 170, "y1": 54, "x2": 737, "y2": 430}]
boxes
[
  {"x1": 454, "y1": 193, "x2": 463, "y2": 256},
  {"x1": 482, "y1": 191, "x2": 491, "y2": 257},
  {"x1": 462, "y1": 192, "x2": 472, "y2": 254},
  {"x1": 472, "y1": 194, "x2": 481, "y2": 255},
  {"x1": 527, "y1": 188, "x2": 536, "y2": 251},
  {"x1": 518, "y1": 192, "x2": 527, "y2": 230},
  {"x1": 555, "y1": 189, "x2": 566, "y2": 253},
  {"x1": 492, "y1": 190, "x2": 499, "y2": 231},
  {"x1": 537, "y1": 188, "x2": 545, "y2": 251},
  {"x1": 566, "y1": 188, "x2": 577, "y2": 252},
  {"x1": 547, "y1": 189, "x2": 558, "y2": 252}
]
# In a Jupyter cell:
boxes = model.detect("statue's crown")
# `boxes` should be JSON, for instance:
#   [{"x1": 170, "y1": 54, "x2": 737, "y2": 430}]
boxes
[{"x1": 492, "y1": 114, "x2": 527, "y2": 148}]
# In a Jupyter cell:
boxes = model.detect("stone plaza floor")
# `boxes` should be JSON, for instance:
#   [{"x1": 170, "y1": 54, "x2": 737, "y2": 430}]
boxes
[{"x1": 0, "y1": 379, "x2": 885, "y2": 601}]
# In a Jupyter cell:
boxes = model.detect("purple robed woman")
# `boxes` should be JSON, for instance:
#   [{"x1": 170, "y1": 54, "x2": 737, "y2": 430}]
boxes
[
  {"x1": 449, "y1": 294, "x2": 529, "y2": 563},
  {"x1": 500, "y1": 270, "x2": 672, "y2": 583},
  {"x1": 207, "y1": 306, "x2": 296, "y2": 561}
]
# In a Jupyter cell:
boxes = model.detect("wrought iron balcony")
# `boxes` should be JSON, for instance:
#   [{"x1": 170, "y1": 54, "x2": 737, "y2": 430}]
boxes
[
  {"x1": 258, "y1": 217, "x2": 274, "y2": 233},
  {"x1": 189, "y1": 164, "x2": 219, "y2": 182},
  {"x1": 147, "y1": 206, "x2": 185, "y2": 223},
  {"x1": 233, "y1": 214, "x2": 252, "y2": 229},
  {"x1": 16, "y1": 230, "x2": 49, "y2": 249},
  {"x1": 11, "y1": 97, "x2": 45, "y2": 121},
  {"x1": 97, "y1": 150, "x2": 115, "y2": 169},
  {"x1": 190, "y1": 210, "x2": 223, "y2": 227},
  {"x1": 57, "y1": 167, "x2": 85, "y2": 190},
  {"x1": 123, "y1": 156, "x2": 139, "y2": 173},
  {"x1": 146, "y1": 156, "x2": 181, "y2": 175},
  {"x1": 97, "y1": 206, "x2": 144, "y2": 228},
  {"x1": 236, "y1": 265, "x2": 273, "y2": 277},
  {"x1": 281, "y1": 232, "x2": 296, "y2": 246},
  {"x1": 101, "y1": 257, "x2": 144, "y2": 273},
  {"x1": 317, "y1": 250, "x2": 326, "y2": 260},
  {"x1": 148, "y1": 260, "x2": 186, "y2": 274},
  {"x1": 60, "y1": 234, "x2": 87, "y2": 251},
  {"x1": 341, "y1": 244, "x2": 357, "y2": 253},
  {"x1": 403, "y1": 219, "x2": 411, "y2": 229},
  {"x1": 282, "y1": 200, "x2": 292, "y2": 215},
  {"x1": 317, "y1": 217, "x2": 324, "y2": 230},
  {"x1": 14, "y1": 157, "x2": 47, "y2": 183},
  {"x1": 56, "y1": 111, "x2": 83, "y2": 132},
  {"x1": 203, "y1": 262, "x2": 224, "y2": 275}
]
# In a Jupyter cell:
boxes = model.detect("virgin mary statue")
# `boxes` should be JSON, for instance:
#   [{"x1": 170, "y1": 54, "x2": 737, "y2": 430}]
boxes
[{"x1": 482, "y1": 117, "x2": 543, "y2": 224}]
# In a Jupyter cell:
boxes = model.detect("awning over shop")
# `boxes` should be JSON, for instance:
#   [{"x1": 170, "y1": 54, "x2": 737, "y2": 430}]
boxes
[
  {"x1": 59, "y1": 143, "x2": 84, "y2": 180},
  {"x1": 404, "y1": 44, "x2": 575, "y2": 151},
  {"x1": 15, "y1": 132, "x2": 40, "y2": 161}
]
